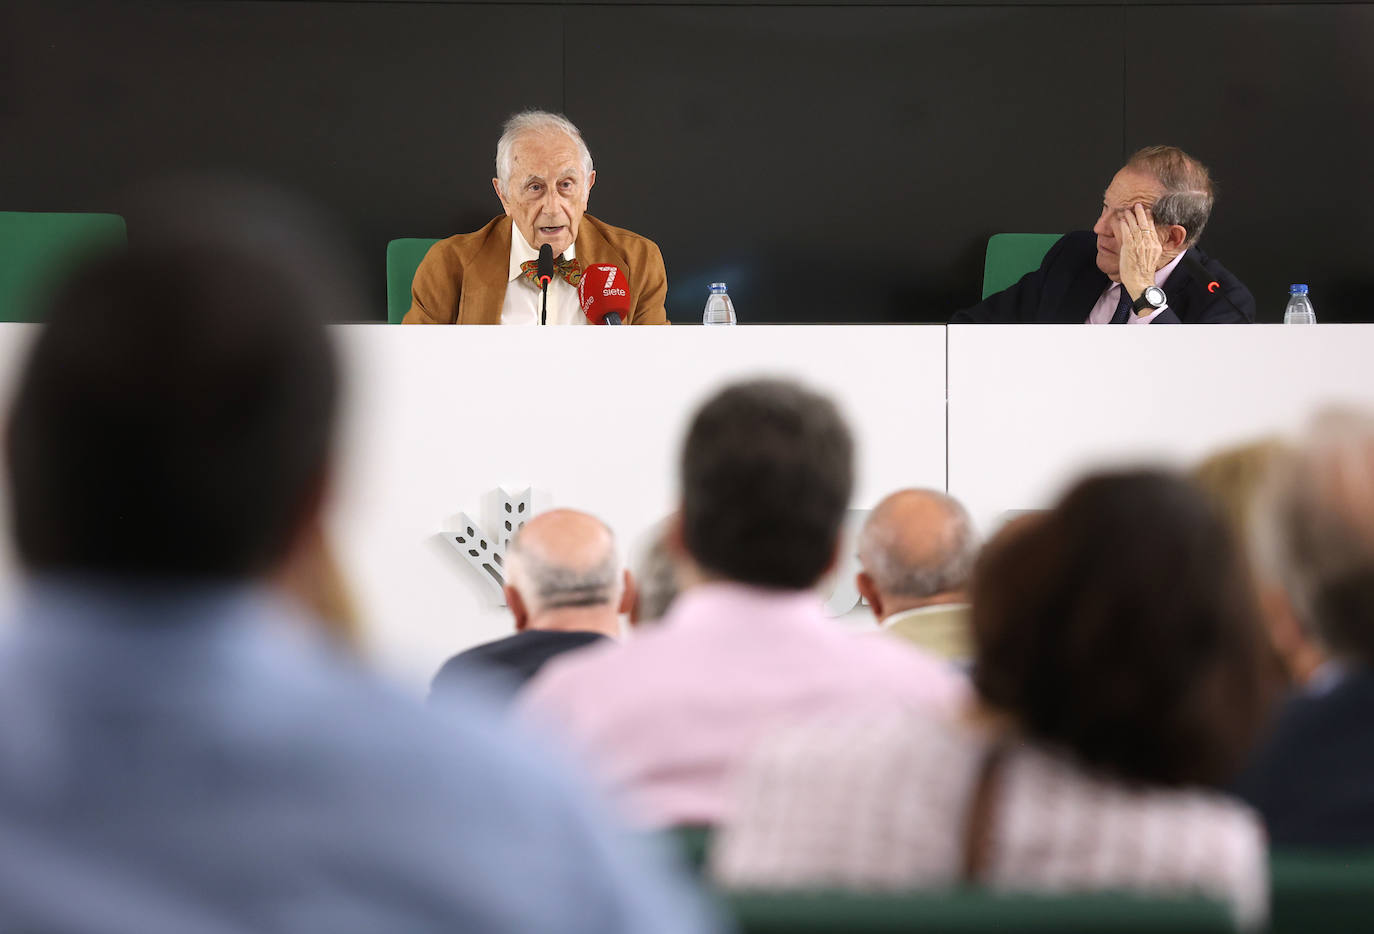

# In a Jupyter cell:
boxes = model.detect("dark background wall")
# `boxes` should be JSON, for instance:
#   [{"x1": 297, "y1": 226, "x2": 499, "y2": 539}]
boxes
[{"x1": 4, "y1": 0, "x2": 1372, "y2": 323}]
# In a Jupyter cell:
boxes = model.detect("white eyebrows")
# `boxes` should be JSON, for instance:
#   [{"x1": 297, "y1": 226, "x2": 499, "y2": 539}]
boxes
[{"x1": 520, "y1": 168, "x2": 580, "y2": 190}]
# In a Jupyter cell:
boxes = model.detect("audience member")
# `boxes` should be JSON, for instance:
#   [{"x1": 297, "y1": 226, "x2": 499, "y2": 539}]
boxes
[
  {"x1": 1236, "y1": 410, "x2": 1374, "y2": 846},
  {"x1": 432, "y1": 508, "x2": 631, "y2": 695},
  {"x1": 713, "y1": 471, "x2": 1273, "y2": 929},
  {"x1": 520, "y1": 379, "x2": 965, "y2": 827},
  {"x1": 1193, "y1": 439, "x2": 1326, "y2": 688},
  {"x1": 856, "y1": 489, "x2": 977, "y2": 663},
  {"x1": 630, "y1": 520, "x2": 685, "y2": 626},
  {"x1": 0, "y1": 201, "x2": 719, "y2": 933}
]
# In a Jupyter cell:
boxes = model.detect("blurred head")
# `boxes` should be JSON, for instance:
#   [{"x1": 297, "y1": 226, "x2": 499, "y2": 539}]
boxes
[
  {"x1": 630, "y1": 521, "x2": 684, "y2": 626},
  {"x1": 679, "y1": 379, "x2": 853, "y2": 590},
  {"x1": 1092, "y1": 146, "x2": 1214, "y2": 280},
  {"x1": 7, "y1": 194, "x2": 344, "y2": 583},
  {"x1": 856, "y1": 488, "x2": 977, "y2": 621},
  {"x1": 492, "y1": 110, "x2": 595, "y2": 257},
  {"x1": 503, "y1": 508, "x2": 630, "y2": 637},
  {"x1": 1193, "y1": 439, "x2": 1289, "y2": 548},
  {"x1": 1193, "y1": 438, "x2": 1321, "y2": 687},
  {"x1": 971, "y1": 470, "x2": 1272, "y2": 787},
  {"x1": 1253, "y1": 409, "x2": 1374, "y2": 670}
]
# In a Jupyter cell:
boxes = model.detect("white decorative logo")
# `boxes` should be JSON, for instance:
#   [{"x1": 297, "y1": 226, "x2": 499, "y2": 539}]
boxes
[{"x1": 443, "y1": 486, "x2": 535, "y2": 606}]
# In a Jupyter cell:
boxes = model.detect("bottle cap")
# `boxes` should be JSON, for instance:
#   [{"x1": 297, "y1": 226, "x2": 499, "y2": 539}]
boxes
[
  {"x1": 709, "y1": 282, "x2": 728, "y2": 293},
  {"x1": 1290, "y1": 284, "x2": 1309, "y2": 293}
]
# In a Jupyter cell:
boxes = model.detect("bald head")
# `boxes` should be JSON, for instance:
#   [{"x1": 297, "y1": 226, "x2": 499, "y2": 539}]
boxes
[
  {"x1": 505, "y1": 509, "x2": 622, "y2": 618},
  {"x1": 857, "y1": 489, "x2": 977, "y2": 617}
]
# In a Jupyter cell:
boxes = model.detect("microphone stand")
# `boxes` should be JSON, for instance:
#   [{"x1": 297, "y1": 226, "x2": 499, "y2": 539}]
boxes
[{"x1": 540, "y1": 283, "x2": 549, "y2": 326}]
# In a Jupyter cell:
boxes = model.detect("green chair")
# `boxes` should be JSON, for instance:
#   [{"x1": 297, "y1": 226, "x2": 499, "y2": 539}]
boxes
[
  {"x1": 724, "y1": 889, "x2": 1234, "y2": 934},
  {"x1": 1269, "y1": 849, "x2": 1374, "y2": 934},
  {"x1": 667, "y1": 825, "x2": 713, "y2": 873},
  {"x1": 981, "y1": 233, "x2": 1062, "y2": 300},
  {"x1": 0, "y1": 212, "x2": 127, "y2": 322},
  {"x1": 386, "y1": 237, "x2": 440, "y2": 323}
]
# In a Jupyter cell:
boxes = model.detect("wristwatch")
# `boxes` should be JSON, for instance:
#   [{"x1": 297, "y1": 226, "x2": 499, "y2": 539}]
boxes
[{"x1": 1132, "y1": 286, "x2": 1166, "y2": 314}]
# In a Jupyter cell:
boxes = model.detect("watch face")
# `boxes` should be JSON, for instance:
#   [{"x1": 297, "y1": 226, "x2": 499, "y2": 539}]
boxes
[{"x1": 1145, "y1": 286, "x2": 1166, "y2": 307}]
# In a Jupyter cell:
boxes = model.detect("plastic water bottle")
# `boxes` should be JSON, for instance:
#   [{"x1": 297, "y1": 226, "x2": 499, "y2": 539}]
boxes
[
  {"x1": 703, "y1": 282, "x2": 737, "y2": 326},
  {"x1": 1284, "y1": 284, "x2": 1316, "y2": 324}
]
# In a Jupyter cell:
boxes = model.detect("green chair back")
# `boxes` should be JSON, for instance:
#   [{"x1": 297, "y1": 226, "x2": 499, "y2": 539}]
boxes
[
  {"x1": 386, "y1": 237, "x2": 440, "y2": 324},
  {"x1": 1269, "y1": 849, "x2": 1374, "y2": 934},
  {"x1": 0, "y1": 212, "x2": 127, "y2": 322},
  {"x1": 668, "y1": 825, "x2": 713, "y2": 873},
  {"x1": 725, "y1": 889, "x2": 1234, "y2": 933},
  {"x1": 981, "y1": 233, "x2": 1062, "y2": 300}
]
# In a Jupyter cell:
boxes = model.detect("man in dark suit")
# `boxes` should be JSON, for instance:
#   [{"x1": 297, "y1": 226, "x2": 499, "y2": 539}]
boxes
[
  {"x1": 432, "y1": 509, "x2": 633, "y2": 696},
  {"x1": 1236, "y1": 410, "x2": 1374, "y2": 846},
  {"x1": 953, "y1": 146, "x2": 1254, "y2": 324}
]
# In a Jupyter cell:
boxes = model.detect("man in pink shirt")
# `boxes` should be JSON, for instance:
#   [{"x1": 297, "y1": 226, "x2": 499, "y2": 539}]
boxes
[{"x1": 520, "y1": 379, "x2": 966, "y2": 827}]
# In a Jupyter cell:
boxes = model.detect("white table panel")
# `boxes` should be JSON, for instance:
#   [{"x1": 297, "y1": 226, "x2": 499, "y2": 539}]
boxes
[{"x1": 948, "y1": 324, "x2": 1374, "y2": 533}]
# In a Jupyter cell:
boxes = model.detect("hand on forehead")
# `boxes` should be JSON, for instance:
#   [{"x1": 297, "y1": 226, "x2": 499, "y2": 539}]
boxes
[{"x1": 1105, "y1": 168, "x2": 1164, "y2": 215}]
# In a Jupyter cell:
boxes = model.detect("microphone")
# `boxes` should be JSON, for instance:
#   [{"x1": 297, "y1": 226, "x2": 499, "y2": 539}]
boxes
[
  {"x1": 537, "y1": 244, "x2": 554, "y2": 326},
  {"x1": 578, "y1": 263, "x2": 632, "y2": 326},
  {"x1": 1181, "y1": 250, "x2": 1247, "y2": 320}
]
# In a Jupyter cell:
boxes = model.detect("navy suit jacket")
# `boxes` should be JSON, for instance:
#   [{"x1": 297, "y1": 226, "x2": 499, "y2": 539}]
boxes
[
  {"x1": 952, "y1": 231, "x2": 1255, "y2": 324},
  {"x1": 432, "y1": 629, "x2": 608, "y2": 698},
  {"x1": 1235, "y1": 669, "x2": 1374, "y2": 847}
]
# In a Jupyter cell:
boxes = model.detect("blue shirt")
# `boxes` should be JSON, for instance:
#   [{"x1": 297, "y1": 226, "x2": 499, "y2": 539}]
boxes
[{"x1": 0, "y1": 577, "x2": 724, "y2": 934}]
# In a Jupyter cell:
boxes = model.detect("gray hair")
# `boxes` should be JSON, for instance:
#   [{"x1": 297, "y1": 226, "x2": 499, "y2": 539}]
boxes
[
  {"x1": 507, "y1": 522, "x2": 621, "y2": 612},
  {"x1": 495, "y1": 110, "x2": 594, "y2": 197},
  {"x1": 1251, "y1": 408, "x2": 1374, "y2": 660},
  {"x1": 858, "y1": 491, "x2": 978, "y2": 599},
  {"x1": 632, "y1": 523, "x2": 681, "y2": 625},
  {"x1": 1126, "y1": 145, "x2": 1215, "y2": 246}
]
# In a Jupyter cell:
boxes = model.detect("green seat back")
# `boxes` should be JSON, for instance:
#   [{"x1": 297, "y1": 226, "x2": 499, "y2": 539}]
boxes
[
  {"x1": 668, "y1": 825, "x2": 713, "y2": 873},
  {"x1": 1270, "y1": 849, "x2": 1374, "y2": 934},
  {"x1": 0, "y1": 212, "x2": 127, "y2": 322},
  {"x1": 725, "y1": 889, "x2": 1233, "y2": 933},
  {"x1": 981, "y1": 233, "x2": 1063, "y2": 300},
  {"x1": 386, "y1": 237, "x2": 440, "y2": 324}
]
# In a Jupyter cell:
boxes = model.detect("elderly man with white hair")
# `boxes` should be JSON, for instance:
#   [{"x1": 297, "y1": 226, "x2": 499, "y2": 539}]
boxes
[
  {"x1": 855, "y1": 488, "x2": 978, "y2": 664},
  {"x1": 404, "y1": 110, "x2": 668, "y2": 325},
  {"x1": 1236, "y1": 409, "x2": 1374, "y2": 847}
]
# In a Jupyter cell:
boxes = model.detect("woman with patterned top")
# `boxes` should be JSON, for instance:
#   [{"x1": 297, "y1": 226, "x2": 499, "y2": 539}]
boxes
[{"x1": 712, "y1": 470, "x2": 1276, "y2": 929}]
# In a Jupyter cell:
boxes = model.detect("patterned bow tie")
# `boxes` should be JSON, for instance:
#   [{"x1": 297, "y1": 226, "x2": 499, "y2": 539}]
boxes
[{"x1": 520, "y1": 255, "x2": 582, "y2": 288}]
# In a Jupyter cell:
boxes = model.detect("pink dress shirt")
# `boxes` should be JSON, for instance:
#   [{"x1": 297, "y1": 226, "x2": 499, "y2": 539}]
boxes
[
  {"x1": 1085, "y1": 250, "x2": 1186, "y2": 324},
  {"x1": 518, "y1": 583, "x2": 967, "y2": 828}
]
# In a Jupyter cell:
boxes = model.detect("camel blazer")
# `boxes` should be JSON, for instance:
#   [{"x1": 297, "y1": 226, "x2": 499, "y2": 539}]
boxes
[{"x1": 403, "y1": 214, "x2": 669, "y2": 325}]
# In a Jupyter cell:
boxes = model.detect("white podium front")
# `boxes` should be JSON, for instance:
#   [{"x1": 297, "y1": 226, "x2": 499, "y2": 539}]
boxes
[
  {"x1": 947, "y1": 324, "x2": 1374, "y2": 533},
  {"x1": 331, "y1": 325, "x2": 949, "y2": 685},
  {"x1": 3, "y1": 319, "x2": 1372, "y2": 692}
]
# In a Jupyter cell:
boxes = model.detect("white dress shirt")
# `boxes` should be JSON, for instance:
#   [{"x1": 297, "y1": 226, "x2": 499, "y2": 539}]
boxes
[
  {"x1": 501, "y1": 223, "x2": 585, "y2": 327},
  {"x1": 1085, "y1": 250, "x2": 1187, "y2": 325}
]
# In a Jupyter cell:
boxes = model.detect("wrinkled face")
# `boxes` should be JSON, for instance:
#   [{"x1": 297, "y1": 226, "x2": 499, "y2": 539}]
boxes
[
  {"x1": 493, "y1": 131, "x2": 595, "y2": 257},
  {"x1": 1090, "y1": 167, "x2": 1166, "y2": 281}
]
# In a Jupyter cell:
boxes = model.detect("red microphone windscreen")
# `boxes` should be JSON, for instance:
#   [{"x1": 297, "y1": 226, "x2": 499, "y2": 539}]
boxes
[{"x1": 577, "y1": 264, "x2": 633, "y2": 325}]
